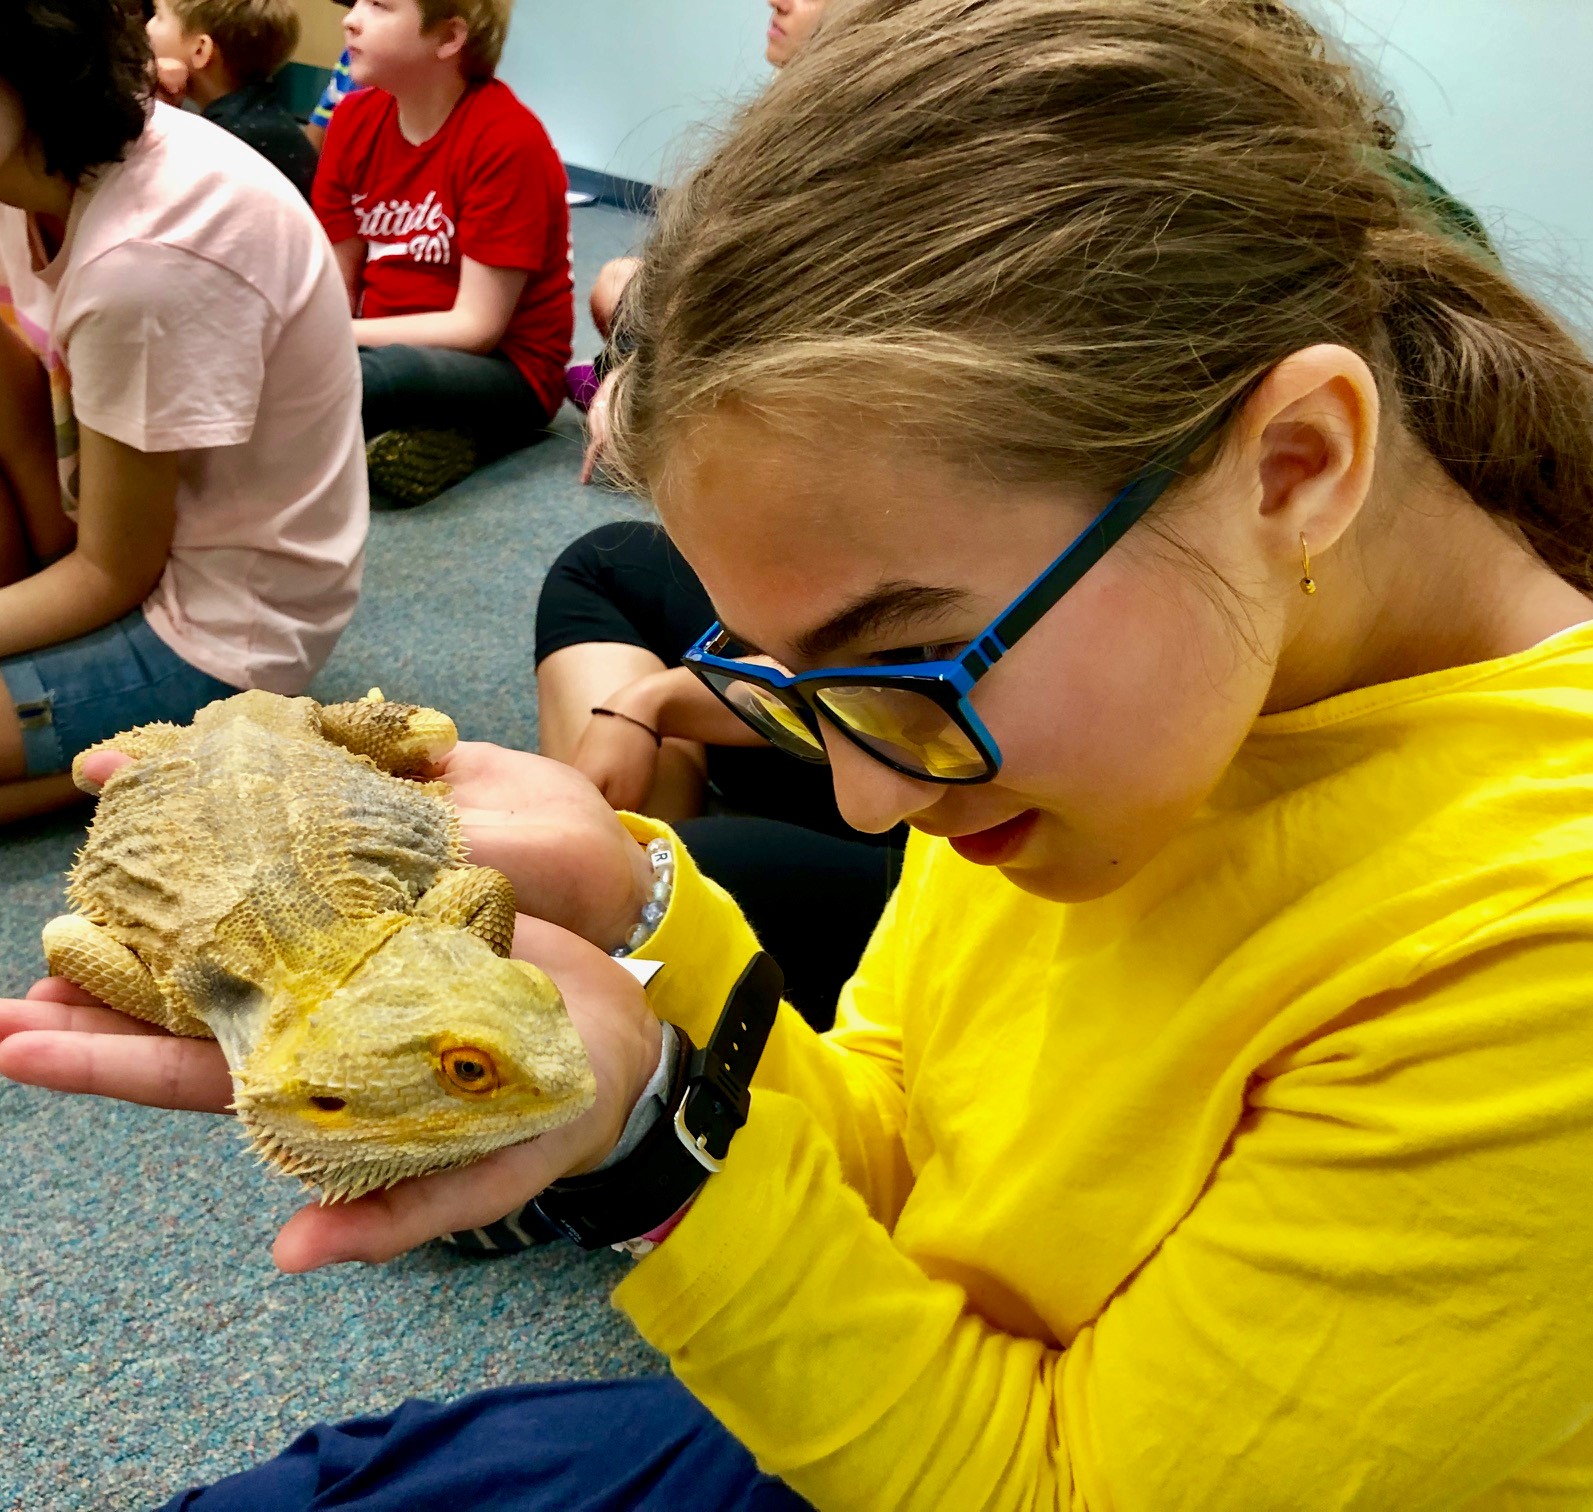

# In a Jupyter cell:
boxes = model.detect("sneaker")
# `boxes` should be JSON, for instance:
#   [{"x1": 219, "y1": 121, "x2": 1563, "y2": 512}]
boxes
[
  {"x1": 440, "y1": 1201, "x2": 562, "y2": 1258},
  {"x1": 365, "y1": 428, "x2": 477, "y2": 508}
]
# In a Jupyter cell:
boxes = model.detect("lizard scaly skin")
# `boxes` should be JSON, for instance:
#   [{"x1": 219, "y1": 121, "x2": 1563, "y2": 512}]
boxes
[{"x1": 43, "y1": 689, "x2": 596, "y2": 1202}]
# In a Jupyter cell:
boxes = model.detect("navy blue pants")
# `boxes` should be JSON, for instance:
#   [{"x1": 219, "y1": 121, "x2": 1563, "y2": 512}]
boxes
[{"x1": 161, "y1": 1378, "x2": 813, "y2": 1511}]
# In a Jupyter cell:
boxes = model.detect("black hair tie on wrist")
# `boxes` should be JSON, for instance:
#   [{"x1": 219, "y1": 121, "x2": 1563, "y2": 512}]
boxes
[{"x1": 590, "y1": 707, "x2": 662, "y2": 747}]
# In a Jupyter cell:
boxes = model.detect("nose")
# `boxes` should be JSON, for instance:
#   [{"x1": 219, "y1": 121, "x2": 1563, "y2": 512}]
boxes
[{"x1": 822, "y1": 722, "x2": 941, "y2": 836}]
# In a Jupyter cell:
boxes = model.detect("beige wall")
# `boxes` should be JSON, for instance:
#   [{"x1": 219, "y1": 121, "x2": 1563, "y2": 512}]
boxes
[{"x1": 291, "y1": 0, "x2": 345, "y2": 68}]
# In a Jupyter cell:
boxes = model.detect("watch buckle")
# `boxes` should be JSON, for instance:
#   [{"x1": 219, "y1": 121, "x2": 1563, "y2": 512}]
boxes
[{"x1": 672, "y1": 1101, "x2": 724, "y2": 1174}]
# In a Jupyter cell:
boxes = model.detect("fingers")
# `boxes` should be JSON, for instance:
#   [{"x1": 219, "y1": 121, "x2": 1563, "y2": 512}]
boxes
[
  {"x1": 27, "y1": 976, "x2": 115, "y2": 1007},
  {"x1": 78, "y1": 750, "x2": 133, "y2": 790},
  {"x1": 0, "y1": 1029, "x2": 234, "y2": 1113},
  {"x1": 273, "y1": 1136, "x2": 566, "y2": 1272},
  {"x1": 1, "y1": 995, "x2": 170, "y2": 1038},
  {"x1": 274, "y1": 917, "x2": 638, "y2": 1271}
]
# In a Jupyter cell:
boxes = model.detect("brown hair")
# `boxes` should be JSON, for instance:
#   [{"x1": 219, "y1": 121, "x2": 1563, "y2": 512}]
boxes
[
  {"x1": 171, "y1": 0, "x2": 299, "y2": 83},
  {"x1": 415, "y1": 0, "x2": 510, "y2": 79},
  {"x1": 609, "y1": 0, "x2": 1593, "y2": 590}
]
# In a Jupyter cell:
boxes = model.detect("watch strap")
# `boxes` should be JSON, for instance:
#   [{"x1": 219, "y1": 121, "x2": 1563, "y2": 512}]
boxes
[
  {"x1": 677, "y1": 949, "x2": 785, "y2": 1168},
  {"x1": 533, "y1": 951, "x2": 784, "y2": 1250}
]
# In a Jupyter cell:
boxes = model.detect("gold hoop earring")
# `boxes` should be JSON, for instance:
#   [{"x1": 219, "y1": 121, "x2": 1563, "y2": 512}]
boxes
[{"x1": 1299, "y1": 533, "x2": 1317, "y2": 596}]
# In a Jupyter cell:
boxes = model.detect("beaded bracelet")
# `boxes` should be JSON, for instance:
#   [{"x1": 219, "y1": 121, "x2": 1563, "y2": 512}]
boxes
[{"x1": 612, "y1": 839, "x2": 675, "y2": 957}]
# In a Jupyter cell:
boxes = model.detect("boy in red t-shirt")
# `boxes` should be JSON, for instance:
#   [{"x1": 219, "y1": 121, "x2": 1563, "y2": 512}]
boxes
[{"x1": 313, "y1": 0, "x2": 573, "y2": 505}]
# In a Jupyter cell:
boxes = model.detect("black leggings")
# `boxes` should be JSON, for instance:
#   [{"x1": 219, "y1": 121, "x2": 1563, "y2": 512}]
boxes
[{"x1": 536, "y1": 522, "x2": 904, "y2": 1026}]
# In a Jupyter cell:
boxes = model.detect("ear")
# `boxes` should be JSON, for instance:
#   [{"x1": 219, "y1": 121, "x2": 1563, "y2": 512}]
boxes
[
  {"x1": 190, "y1": 32, "x2": 216, "y2": 70},
  {"x1": 432, "y1": 15, "x2": 470, "y2": 64},
  {"x1": 1236, "y1": 342, "x2": 1380, "y2": 575}
]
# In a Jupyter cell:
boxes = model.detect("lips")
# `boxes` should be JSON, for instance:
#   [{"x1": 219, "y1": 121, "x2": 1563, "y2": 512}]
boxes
[{"x1": 946, "y1": 810, "x2": 1039, "y2": 867}]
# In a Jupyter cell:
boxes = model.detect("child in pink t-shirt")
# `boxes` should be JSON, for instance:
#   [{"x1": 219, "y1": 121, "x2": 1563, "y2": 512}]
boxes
[{"x1": 0, "y1": 0, "x2": 367, "y2": 825}]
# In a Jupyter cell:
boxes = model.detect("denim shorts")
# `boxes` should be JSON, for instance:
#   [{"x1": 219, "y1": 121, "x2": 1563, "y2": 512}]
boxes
[{"x1": 0, "y1": 609, "x2": 240, "y2": 778}]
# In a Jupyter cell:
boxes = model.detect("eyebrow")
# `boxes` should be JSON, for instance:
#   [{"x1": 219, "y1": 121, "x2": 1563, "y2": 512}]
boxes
[{"x1": 723, "y1": 582, "x2": 970, "y2": 666}]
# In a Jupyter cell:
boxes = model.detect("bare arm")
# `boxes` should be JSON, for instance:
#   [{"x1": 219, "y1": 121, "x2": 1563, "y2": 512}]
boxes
[
  {"x1": 331, "y1": 238, "x2": 364, "y2": 317},
  {"x1": 0, "y1": 424, "x2": 179, "y2": 660},
  {"x1": 567, "y1": 665, "x2": 767, "y2": 815},
  {"x1": 352, "y1": 258, "x2": 529, "y2": 357},
  {"x1": 611, "y1": 666, "x2": 774, "y2": 747}
]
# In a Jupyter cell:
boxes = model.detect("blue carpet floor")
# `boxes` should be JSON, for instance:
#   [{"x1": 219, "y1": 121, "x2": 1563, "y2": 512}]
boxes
[{"x1": 0, "y1": 204, "x2": 666, "y2": 1512}]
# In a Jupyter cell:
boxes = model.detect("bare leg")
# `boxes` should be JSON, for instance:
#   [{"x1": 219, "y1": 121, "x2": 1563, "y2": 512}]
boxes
[
  {"x1": 0, "y1": 320, "x2": 73, "y2": 577},
  {"x1": 414, "y1": 866, "x2": 518, "y2": 957},
  {"x1": 0, "y1": 677, "x2": 190, "y2": 823},
  {"x1": 588, "y1": 257, "x2": 643, "y2": 340},
  {"x1": 0, "y1": 772, "x2": 87, "y2": 825},
  {"x1": 0, "y1": 319, "x2": 84, "y2": 820},
  {"x1": 0, "y1": 472, "x2": 30, "y2": 587},
  {"x1": 536, "y1": 642, "x2": 706, "y2": 822},
  {"x1": 0, "y1": 679, "x2": 108, "y2": 822}
]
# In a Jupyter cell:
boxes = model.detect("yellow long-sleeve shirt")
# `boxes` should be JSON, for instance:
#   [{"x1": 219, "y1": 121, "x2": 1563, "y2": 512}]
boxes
[{"x1": 615, "y1": 623, "x2": 1593, "y2": 1510}]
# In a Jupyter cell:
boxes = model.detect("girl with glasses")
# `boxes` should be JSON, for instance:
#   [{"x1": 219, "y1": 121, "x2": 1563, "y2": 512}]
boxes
[{"x1": 9, "y1": 1, "x2": 1593, "y2": 1506}]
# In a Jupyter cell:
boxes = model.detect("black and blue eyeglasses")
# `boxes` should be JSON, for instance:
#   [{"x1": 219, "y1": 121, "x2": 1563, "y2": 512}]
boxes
[{"x1": 683, "y1": 417, "x2": 1225, "y2": 784}]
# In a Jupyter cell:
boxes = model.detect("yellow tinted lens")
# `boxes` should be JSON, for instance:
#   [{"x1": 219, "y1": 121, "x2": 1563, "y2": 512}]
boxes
[
  {"x1": 706, "y1": 670, "x2": 825, "y2": 757},
  {"x1": 813, "y1": 685, "x2": 988, "y2": 779}
]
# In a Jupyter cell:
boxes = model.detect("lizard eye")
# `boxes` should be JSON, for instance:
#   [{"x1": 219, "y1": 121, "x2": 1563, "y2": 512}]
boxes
[{"x1": 439, "y1": 1046, "x2": 500, "y2": 1095}]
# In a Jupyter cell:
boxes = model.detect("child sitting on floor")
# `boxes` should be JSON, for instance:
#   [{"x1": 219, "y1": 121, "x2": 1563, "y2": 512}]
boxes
[
  {"x1": 0, "y1": 0, "x2": 366, "y2": 826},
  {"x1": 304, "y1": 0, "x2": 359, "y2": 154},
  {"x1": 145, "y1": 0, "x2": 319, "y2": 200},
  {"x1": 568, "y1": 0, "x2": 834, "y2": 435},
  {"x1": 314, "y1": 0, "x2": 574, "y2": 506},
  {"x1": 304, "y1": 39, "x2": 356, "y2": 153}
]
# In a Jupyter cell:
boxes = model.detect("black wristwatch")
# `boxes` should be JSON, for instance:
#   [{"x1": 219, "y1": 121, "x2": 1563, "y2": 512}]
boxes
[{"x1": 532, "y1": 951, "x2": 784, "y2": 1250}]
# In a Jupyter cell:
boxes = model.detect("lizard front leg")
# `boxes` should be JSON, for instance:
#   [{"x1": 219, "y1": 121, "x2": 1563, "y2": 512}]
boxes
[
  {"x1": 412, "y1": 867, "x2": 518, "y2": 957},
  {"x1": 40, "y1": 916, "x2": 210, "y2": 1037},
  {"x1": 317, "y1": 689, "x2": 458, "y2": 777}
]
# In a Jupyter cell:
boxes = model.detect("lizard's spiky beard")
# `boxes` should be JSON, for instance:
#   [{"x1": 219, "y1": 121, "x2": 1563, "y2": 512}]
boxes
[
  {"x1": 230, "y1": 1084, "x2": 591, "y2": 1204},
  {"x1": 237, "y1": 1117, "x2": 479, "y2": 1204}
]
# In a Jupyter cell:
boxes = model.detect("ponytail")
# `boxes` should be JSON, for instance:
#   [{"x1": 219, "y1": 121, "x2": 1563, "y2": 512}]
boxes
[
  {"x1": 1374, "y1": 225, "x2": 1593, "y2": 588},
  {"x1": 611, "y1": 0, "x2": 1593, "y2": 593}
]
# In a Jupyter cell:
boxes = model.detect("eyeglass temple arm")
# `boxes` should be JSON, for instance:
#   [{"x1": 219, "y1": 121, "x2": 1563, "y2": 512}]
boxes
[{"x1": 960, "y1": 414, "x2": 1231, "y2": 679}]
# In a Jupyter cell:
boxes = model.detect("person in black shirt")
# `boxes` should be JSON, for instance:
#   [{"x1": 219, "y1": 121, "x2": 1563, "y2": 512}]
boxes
[{"x1": 146, "y1": 0, "x2": 318, "y2": 201}]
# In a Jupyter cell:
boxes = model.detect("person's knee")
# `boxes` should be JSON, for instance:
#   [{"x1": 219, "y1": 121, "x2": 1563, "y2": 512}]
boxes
[
  {"x1": 544, "y1": 520, "x2": 660, "y2": 593},
  {"x1": 589, "y1": 257, "x2": 642, "y2": 338},
  {"x1": 357, "y1": 342, "x2": 416, "y2": 400},
  {"x1": 357, "y1": 343, "x2": 437, "y2": 439}
]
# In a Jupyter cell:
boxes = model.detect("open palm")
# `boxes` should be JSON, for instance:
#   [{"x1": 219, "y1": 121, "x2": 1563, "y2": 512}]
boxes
[{"x1": 0, "y1": 914, "x2": 661, "y2": 1272}]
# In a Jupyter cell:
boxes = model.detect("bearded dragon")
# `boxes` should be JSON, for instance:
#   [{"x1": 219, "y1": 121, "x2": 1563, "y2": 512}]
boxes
[{"x1": 41, "y1": 689, "x2": 595, "y2": 1203}]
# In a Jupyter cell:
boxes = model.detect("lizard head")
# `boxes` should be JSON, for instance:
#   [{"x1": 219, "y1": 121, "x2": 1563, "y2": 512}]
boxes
[{"x1": 230, "y1": 923, "x2": 597, "y2": 1203}]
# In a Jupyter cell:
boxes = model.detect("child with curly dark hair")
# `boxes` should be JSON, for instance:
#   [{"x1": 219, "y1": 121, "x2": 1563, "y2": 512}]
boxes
[{"x1": 0, "y1": 0, "x2": 367, "y2": 825}]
